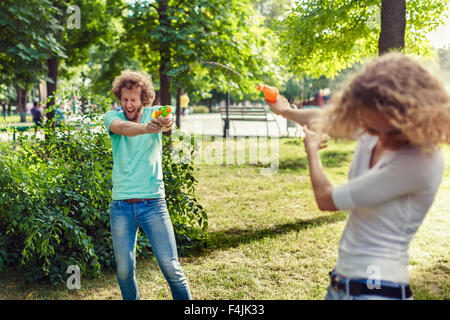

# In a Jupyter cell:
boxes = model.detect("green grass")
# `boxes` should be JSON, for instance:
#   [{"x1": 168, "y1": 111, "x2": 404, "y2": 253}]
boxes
[
  {"x1": 0, "y1": 114, "x2": 33, "y2": 124},
  {"x1": 0, "y1": 138, "x2": 448, "y2": 300}
]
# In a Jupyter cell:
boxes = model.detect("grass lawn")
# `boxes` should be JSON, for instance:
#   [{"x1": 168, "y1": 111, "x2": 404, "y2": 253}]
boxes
[
  {"x1": 0, "y1": 137, "x2": 448, "y2": 300},
  {"x1": 0, "y1": 114, "x2": 33, "y2": 125}
]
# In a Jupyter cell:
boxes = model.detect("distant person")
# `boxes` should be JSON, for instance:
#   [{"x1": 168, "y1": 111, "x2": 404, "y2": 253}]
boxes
[
  {"x1": 180, "y1": 93, "x2": 189, "y2": 116},
  {"x1": 26, "y1": 101, "x2": 33, "y2": 115},
  {"x1": 1, "y1": 101, "x2": 6, "y2": 118},
  {"x1": 113, "y1": 102, "x2": 122, "y2": 112},
  {"x1": 54, "y1": 107, "x2": 65, "y2": 126},
  {"x1": 268, "y1": 53, "x2": 450, "y2": 300},
  {"x1": 30, "y1": 101, "x2": 44, "y2": 134}
]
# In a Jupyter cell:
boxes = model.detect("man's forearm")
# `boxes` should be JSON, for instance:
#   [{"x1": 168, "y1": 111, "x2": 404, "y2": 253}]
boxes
[{"x1": 110, "y1": 120, "x2": 147, "y2": 137}]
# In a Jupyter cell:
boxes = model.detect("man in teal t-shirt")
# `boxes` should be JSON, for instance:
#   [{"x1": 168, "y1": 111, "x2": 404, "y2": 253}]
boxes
[
  {"x1": 104, "y1": 106, "x2": 165, "y2": 200},
  {"x1": 103, "y1": 70, "x2": 192, "y2": 300}
]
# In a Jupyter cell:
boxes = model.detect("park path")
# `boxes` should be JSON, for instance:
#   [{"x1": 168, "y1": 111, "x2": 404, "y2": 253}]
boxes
[
  {"x1": 178, "y1": 113, "x2": 303, "y2": 137},
  {"x1": 0, "y1": 113, "x2": 304, "y2": 143}
]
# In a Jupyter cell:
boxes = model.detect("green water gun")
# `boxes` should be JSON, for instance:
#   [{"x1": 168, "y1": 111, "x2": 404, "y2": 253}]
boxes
[{"x1": 152, "y1": 105, "x2": 173, "y2": 118}]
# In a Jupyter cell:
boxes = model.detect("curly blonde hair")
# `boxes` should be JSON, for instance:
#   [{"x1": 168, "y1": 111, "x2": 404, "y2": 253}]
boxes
[
  {"x1": 323, "y1": 53, "x2": 450, "y2": 150},
  {"x1": 111, "y1": 70, "x2": 155, "y2": 107}
]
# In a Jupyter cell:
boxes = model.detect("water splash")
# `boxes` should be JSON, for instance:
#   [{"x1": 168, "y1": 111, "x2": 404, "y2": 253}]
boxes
[{"x1": 167, "y1": 60, "x2": 243, "y2": 81}]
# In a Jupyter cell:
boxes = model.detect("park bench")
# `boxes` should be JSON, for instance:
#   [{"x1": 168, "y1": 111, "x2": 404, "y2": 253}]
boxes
[
  {"x1": 219, "y1": 105, "x2": 280, "y2": 136},
  {"x1": 0, "y1": 124, "x2": 34, "y2": 141},
  {"x1": 0, "y1": 122, "x2": 99, "y2": 141}
]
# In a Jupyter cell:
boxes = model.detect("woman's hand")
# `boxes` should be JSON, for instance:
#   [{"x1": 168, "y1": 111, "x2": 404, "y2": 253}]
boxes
[
  {"x1": 267, "y1": 95, "x2": 291, "y2": 116},
  {"x1": 303, "y1": 124, "x2": 328, "y2": 154}
]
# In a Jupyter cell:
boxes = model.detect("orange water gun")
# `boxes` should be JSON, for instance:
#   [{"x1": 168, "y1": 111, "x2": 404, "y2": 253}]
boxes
[
  {"x1": 152, "y1": 105, "x2": 173, "y2": 118},
  {"x1": 257, "y1": 84, "x2": 279, "y2": 103}
]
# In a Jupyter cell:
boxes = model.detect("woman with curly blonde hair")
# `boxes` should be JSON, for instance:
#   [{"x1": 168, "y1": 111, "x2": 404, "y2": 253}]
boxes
[{"x1": 268, "y1": 52, "x2": 450, "y2": 300}]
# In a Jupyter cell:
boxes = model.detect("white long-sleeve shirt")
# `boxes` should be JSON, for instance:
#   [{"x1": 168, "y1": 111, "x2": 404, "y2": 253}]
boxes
[{"x1": 332, "y1": 134, "x2": 445, "y2": 283}]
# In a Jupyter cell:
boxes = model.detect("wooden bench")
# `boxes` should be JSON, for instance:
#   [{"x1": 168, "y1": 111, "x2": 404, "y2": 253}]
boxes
[
  {"x1": 0, "y1": 122, "x2": 99, "y2": 141},
  {"x1": 219, "y1": 105, "x2": 280, "y2": 136},
  {"x1": 0, "y1": 124, "x2": 34, "y2": 141}
]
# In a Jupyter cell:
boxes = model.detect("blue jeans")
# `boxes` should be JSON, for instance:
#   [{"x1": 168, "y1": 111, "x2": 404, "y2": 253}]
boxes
[{"x1": 109, "y1": 198, "x2": 192, "y2": 300}]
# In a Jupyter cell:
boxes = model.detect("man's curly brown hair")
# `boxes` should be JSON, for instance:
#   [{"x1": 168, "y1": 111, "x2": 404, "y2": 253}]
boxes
[{"x1": 111, "y1": 70, "x2": 155, "y2": 107}]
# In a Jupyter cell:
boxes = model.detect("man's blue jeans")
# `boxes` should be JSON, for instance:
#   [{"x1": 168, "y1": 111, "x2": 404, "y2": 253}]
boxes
[{"x1": 109, "y1": 198, "x2": 192, "y2": 300}]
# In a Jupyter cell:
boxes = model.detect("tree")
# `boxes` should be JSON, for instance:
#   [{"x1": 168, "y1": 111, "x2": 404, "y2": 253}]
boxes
[
  {"x1": 0, "y1": 0, "x2": 120, "y2": 124},
  {"x1": 277, "y1": 0, "x2": 449, "y2": 78},
  {"x1": 123, "y1": 0, "x2": 274, "y2": 127},
  {"x1": 254, "y1": 0, "x2": 294, "y2": 29},
  {"x1": 42, "y1": 0, "x2": 119, "y2": 127},
  {"x1": 281, "y1": 77, "x2": 302, "y2": 103},
  {"x1": 0, "y1": 0, "x2": 64, "y2": 122}
]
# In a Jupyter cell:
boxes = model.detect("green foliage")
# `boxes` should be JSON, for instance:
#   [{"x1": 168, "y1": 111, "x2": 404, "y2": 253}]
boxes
[
  {"x1": 58, "y1": 0, "x2": 125, "y2": 82},
  {"x1": 277, "y1": 0, "x2": 449, "y2": 78},
  {"x1": 281, "y1": 77, "x2": 302, "y2": 103},
  {"x1": 0, "y1": 0, "x2": 121, "y2": 108},
  {"x1": 0, "y1": 0, "x2": 64, "y2": 87},
  {"x1": 163, "y1": 131, "x2": 209, "y2": 253},
  {"x1": 0, "y1": 115, "x2": 112, "y2": 283},
  {"x1": 123, "y1": 0, "x2": 277, "y2": 99},
  {"x1": 192, "y1": 106, "x2": 210, "y2": 114},
  {"x1": 0, "y1": 91, "x2": 208, "y2": 284}
]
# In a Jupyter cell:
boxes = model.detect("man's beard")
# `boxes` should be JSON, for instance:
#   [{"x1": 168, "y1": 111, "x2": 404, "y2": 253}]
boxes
[{"x1": 123, "y1": 105, "x2": 143, "y2": 122}]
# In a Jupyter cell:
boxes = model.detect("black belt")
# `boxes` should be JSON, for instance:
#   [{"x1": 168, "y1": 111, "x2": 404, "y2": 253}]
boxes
[
  {"x1": 330, "y1": 272, "x2": 412, "y2": 299},
  {"x1": 123, "y1": 198, "x2": 156, "y2": 204}
]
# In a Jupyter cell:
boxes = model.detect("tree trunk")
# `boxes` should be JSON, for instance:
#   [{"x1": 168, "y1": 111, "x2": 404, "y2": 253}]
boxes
[
  {"x1": 20, "y1": 88, "x2": 27, "y2": 122},
  {"x1": 159, "y1": 63, "x2": 171, "y2": 105},
  {"x1": 81, "y1": 98, "x2": 86, "y2": 114},
  {"x1": 15, "y1": 86, "x2": 27, "y2": 123},
  {"x1": 208, "y1": 99, "x2": 212, "y2": 113},
  {"x1": 81, "y1": 72, "x2": 86, "y2": 114},
  {"x1": 46, "y1": 56, "x2": 58, "y2": 129},
  {"x1": 223, "y1": 91, "x2": 230, "y2": 138},
  {"x1": 152, "y1": 91, "x2": 161, "y2": 106},
  {"x1": 378, "y1": 0, "x2": 406, "y2": 55},
  {"x1": 158, "y1": 0, "x2": 171, "y2": 106},
  {"x1": 176, "y1": 87, "x2": 183, "y2": 128}
]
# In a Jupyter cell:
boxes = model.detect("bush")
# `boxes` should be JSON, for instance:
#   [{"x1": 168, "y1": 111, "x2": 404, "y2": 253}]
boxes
[
  {"x1": 0, "y1": 94, "x2": 208, "y2": 285},
  {"x1": 163, "y1": 130, "x2": 209, "y2": 254},
  {"x1": 192, "y1": 105, "x2": 209, "y2": 114}
]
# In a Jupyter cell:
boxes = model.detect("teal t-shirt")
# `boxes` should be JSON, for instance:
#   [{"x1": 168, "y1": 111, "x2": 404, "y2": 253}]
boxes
[{"x1": 103, "y1": 106, "x2": 165, "y2": 200}]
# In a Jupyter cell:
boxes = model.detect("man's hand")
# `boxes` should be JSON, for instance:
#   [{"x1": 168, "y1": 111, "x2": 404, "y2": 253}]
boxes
[
  {"x1": 156, "y1": 114, "x2": 174, "y2": 131},
  {"x1": 146, "y1": 118, "x2": 163, "y2": 134}
]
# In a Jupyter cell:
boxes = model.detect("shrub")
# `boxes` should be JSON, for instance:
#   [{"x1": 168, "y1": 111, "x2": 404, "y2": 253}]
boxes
[
  {"x1": 163, "y1": 130, "x2": 209, "y2": 254},
  {"x1": 192, "y1": 105, "x2": 209, "y2": 114},
  {"x1": 0, "y1": 93, "x2": 208, "y2": 284}
]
